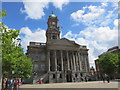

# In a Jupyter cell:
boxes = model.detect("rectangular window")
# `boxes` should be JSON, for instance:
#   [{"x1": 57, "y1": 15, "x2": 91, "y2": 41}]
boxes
[
  {"x1": 34, "y1": 56, "x2": 39, "y2": 61},
  {"x1": 40, "y1": 64, "x2": 45, "y2": 71}
]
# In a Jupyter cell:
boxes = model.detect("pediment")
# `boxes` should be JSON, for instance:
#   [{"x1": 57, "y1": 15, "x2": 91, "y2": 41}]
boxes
[{"x1": 52, "y1": 38, "x2": 80, "y2": 47}]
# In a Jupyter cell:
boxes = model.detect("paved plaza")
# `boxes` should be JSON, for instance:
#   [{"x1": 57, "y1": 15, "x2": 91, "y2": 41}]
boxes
[{"x1": 20, "y1": 81, "x2": 119, "y2": 88}]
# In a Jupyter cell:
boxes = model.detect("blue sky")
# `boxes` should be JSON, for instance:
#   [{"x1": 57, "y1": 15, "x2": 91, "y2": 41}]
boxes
[{"x1": 2, "y1": 1, "x2": 118, "y2": 67}]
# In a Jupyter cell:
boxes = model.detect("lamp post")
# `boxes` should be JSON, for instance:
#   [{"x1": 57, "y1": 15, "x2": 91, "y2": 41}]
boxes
[
  {"x1": 16, "y1": 38, "x2": 21, "y2": 46},
  {"x1": 12, "y1": 71, "x2": 14, "y2": 78}
]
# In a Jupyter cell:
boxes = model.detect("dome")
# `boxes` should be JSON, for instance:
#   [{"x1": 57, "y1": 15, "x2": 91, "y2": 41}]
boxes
[{"x1": 49, "y1": 11, "x2": 57, "y2": 18}]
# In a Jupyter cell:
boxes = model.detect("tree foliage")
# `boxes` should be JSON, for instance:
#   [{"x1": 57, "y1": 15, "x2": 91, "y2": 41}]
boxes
[
  {"x1": 1, "y1": 10, "x2": 33, "y2": 78},
  {"x1": 99, "y1": 52, "x2": 119, "y2": 77},
  {"x1": 117, "y1": 52, "x2": 120, "y2": 74},
  {"x1": 0, "y1": 10, "x2": 7, "y2": 19}
]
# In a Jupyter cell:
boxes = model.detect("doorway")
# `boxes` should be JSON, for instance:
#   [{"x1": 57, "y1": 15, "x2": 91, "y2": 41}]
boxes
[{"x1": 66, "y1": 71, "x2": 72, "y2": 82}]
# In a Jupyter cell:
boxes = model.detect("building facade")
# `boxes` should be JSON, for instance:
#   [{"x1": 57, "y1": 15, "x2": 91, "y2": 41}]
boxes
[{"x1": 27, "y1": 12, "x2": 90, "y2": 83}]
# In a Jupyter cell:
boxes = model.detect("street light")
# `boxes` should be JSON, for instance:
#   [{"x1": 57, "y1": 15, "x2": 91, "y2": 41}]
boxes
[
  {"x1": 12, "y1": 71, "x2": 14, "y2": 75},
  {"x1": 16, "y1": 38, "x2": 21, "y2": 46},
  {"x1": 12, "y1": 71, "x2": 15, "y2": 78}
]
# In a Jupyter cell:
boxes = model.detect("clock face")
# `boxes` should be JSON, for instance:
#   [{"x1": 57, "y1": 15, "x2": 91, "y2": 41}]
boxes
[{"x1": 52, "y1": 22, "x2": 55, "y2": 25}]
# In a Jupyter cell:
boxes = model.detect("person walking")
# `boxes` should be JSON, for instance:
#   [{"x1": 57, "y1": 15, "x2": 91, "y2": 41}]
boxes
[
  {"x1": 80, "y1": 77, "x2": 83, "y2": 82},
  {"x1": 85, "y1": 77, "x2": 87, "y2": 82},
  {"x1": 39, "y1": 78, "x2": 43, "y2": 84},
  {"x1": 2, "y1": 78, "x2": 6, "y2": 90},
  {"x1": 102, "y1": 76, "x2": 105, "y2": 83},
  {"x1": 5, "y1": 78, "x2": 9, "y2": 89},
  {"x1": 106, "y1": 75, "x2": 110, "y2": 83}
]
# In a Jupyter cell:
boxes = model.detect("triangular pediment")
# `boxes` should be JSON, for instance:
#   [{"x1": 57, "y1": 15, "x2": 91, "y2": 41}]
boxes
[{"x1": 51, "y1": 38, "x2": 80, "y2": 47}]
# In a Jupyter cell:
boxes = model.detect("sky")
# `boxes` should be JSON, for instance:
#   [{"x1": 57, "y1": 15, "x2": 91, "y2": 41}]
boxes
[{"x1": 2, "y1": 1, "x2": 118, "y2": 68}]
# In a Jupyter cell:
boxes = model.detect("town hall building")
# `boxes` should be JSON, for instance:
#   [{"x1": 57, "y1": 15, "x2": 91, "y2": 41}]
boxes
[{"x1": 27, "y1": 12, "x2": 90, "y2": 83}]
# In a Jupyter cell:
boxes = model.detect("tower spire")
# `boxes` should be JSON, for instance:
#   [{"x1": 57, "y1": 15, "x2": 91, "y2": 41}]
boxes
[{"x1": 52, "y1": 10, "x2": 54, "y2": 14}]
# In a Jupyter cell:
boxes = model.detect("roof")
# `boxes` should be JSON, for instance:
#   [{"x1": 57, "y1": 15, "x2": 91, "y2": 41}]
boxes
[{"x1": 107, "y1": 46, "x2": 119, "y2": 52}]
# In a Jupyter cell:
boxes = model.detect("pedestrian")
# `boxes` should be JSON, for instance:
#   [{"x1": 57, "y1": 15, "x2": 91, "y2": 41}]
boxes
[
  {"x1": 11, "y1": 79, "x2": 15, "y2": 89},
  {"x1": 2, "y1": 78, "x2": 6, "y2": 90},
  {"x1": 102, "y1": 76, "x2": 105, "y2": 83},
  {"x1": 17, "y1": 79, "x2": 20, "y2": 88},
  {"x1": 39, "y1": 78, "x2": 43, "y2": 84},
  {"x1": 13, "y1": 79, "x2": 17, "y2": 89},
  {"x1": 5, "y1": 78, "x2": 9, "y2": 89},
  {"x1": 14, "y1": 79, "x2": 19, "y2": 90},
  {"x1": 81, "y1": 77, "x2": 84, "y2": 82},
  {"x1": 7, "y1": 78, "x2": 12, "y2": 89},
  {"x1": 85, "y1": 77, "x2": 87, "y2": 82},
  {"x1": 18, "y1": 78, "x2": 21, "y2": 86},
  {"x1": 21, "y1": 79, "x2": 24, "y2": 84},
  {"x1": 106, "y1": 75, "x2": 110, "y2": 83},
  {"x1": 9, "y1": 78, "x2": 13, "y2": 88}
]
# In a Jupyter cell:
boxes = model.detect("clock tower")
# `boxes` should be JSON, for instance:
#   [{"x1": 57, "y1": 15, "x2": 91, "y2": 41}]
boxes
[{"x1": 46, "y1": 11, "x2": 60, "y2": 43}]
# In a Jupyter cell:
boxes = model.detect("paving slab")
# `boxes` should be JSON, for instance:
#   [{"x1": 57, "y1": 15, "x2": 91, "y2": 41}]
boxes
[{"x1": 20, "y1": 81, "x2": 119, "y2": 88}]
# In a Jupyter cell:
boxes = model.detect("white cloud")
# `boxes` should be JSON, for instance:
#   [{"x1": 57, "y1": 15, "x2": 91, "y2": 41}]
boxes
[
  {"x1": 71, "y1": 3, "x2": 117, "y2": 27},
  {"x1": 64, "y1": 31, "x2": 78, "y2": 41},
  {"x1": 21, "y1": 0, "x2": 49, "y2": 20},
  {"x1": 71, "y1": 10, "x2": 84, "y2": 22},
  {"x1": 76, "y1": 38, "x2": 88, "y2": 46},
  {"x1": 52, "y1": 0, "x2": 69, "y2": 10},
  {"x1": 101, "y1": 3, "x2": 108, "y2": 7},
  {"x1": 20, "y1": 27, "x2": 32, "y2": 35},
  {"x1": 71, "y1": 5, "x2": 105, "y2": 26},
  {"x1": 113, "y1": 19, "x2": 118, "y2": 27},
  {"x1": 20, "y1": 27, "x2": 46, "y2": 50},
  {"x1": 21, "y1": 0, "x2": 69, "y2": 20}
]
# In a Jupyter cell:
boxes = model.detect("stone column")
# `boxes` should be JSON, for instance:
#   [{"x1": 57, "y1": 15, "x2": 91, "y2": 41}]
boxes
[
  {"x1": 82, "y1": 54, "x2": 85, "y2": 72},
  {"x1": 66, "y1": 51, "x2": 70, "y2": 70},
  {"x1": 78, "y1": 53, "x2": 82, "y2": 71},
  {"x1": 70, "y1": 51, "x2": 73, "y2": 70},
  {"x1": 54, "y1": 50, "x2": 57, "y2": 71},
  {"x1": 72, "y1": 51, "x2": 76, "y2": 71},
  {"x1": 77, "y1": 52, "x2": 80, "y2": 71},
  {"x1": 75, "y1": 52, "x2": 78, "y2": 71},
  {"x1": 85, "y1": 54, "x2": 89, "y2": 72},
  {"x1": 60, "y1": 50, "x2": 63, "y2": 71},
  {"x1": 48, "y1": 50, "x2": 50, "y2": 72},
  {"x1": 86, "y1": 55, "x2": 90, "y2": 72}
]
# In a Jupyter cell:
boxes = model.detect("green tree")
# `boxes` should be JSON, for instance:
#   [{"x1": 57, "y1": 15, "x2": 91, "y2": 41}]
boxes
[
  {"x1": 0, "y1": 10, "x2": 7, "y2": 19},
  {"x1": 117, "y1": 52, "x2": 120, "y2": 74},
  {"x1": 99, "y1": 53, "x2": 118, "y2": 78},
  {"x1": 1, "y1": 10, "x2": 33, "y2": 78}
]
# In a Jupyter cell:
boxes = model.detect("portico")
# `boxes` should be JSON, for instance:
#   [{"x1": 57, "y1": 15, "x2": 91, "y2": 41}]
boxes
[{"x1": 46, "y1": 41, "x2": 89, "y2": 83}]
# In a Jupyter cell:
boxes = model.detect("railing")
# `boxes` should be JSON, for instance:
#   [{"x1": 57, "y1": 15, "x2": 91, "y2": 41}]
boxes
[
  {"x1": 30, "y1": 42, "x2": 46, "y2": 46},
  {"x1": 33, "y1": 72, "x2": 49, "y2": 84},
  {"x1": 42, "y1": 73, "x2": 49, "y2": 83},
  {"x1": 80, "y1": 45, "x2": 87, "y2": 49}
]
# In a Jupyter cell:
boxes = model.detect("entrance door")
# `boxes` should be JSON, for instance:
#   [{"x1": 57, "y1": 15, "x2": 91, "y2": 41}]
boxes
[{"x1": 66, "y1": 71, "x2": 72, "y2": 82}]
